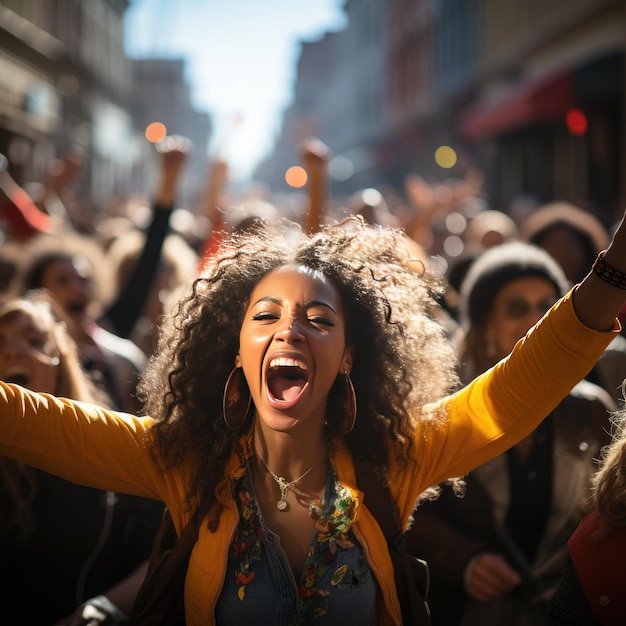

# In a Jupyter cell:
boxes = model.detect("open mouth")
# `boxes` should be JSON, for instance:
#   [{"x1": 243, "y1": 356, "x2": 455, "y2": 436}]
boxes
[
  {"x1": 266, "y1": 357, "x2": 309, "y2": 403},
  {"x1": 67, "y1": 301, "x2": 87, "y2": 315},
  {"x1": 5, "y1": 373, "x2": 30, "y2": 387}
]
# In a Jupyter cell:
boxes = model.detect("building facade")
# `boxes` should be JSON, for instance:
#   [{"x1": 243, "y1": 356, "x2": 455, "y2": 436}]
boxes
[
  {"x1": 256, "y1": 0, "x2": 625, "y2": 227},
  {"x1": 0, "y1": 0, "x2": 210, "y2": 219}
]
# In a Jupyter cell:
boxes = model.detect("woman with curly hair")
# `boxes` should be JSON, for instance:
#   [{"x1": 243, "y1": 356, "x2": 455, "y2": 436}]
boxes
[{"x1": 1, "y1": 213, "x2": 625, "y2": 625}]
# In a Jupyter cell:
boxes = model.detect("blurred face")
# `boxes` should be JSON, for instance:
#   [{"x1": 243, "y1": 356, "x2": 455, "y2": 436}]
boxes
[
  {"x1": 485, "y1": 277, "x2": 559, "y2": 358},
  {"x1": 239, "y1": 265, "x2": 352, "y2": 435},
  {"x1": 536, "y1": 226, "x2": 586, "y2": 283},
  {"x1": 38, "y1": 256, "x2": 92, "y2": 326},
  {"x1": 0, "y1": 310, "x2": 59, "y2": 394}
]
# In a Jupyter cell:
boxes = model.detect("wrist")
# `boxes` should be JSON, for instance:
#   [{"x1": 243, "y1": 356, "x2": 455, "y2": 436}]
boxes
[
  {"x1": 592, "y1": 250, "x2": 626, "y2": 289},
  {"x1": 462, "y1": 554, "x2": 481, "y2": 591}
]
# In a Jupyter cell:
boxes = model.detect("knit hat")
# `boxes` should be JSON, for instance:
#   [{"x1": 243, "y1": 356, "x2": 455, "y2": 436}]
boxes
[
  {"x1": 520, "y1": 202, "x2": 609, "y2": 255},
  {"x1": 458, "y1": 241, "x2": 570, "y2": 328}
]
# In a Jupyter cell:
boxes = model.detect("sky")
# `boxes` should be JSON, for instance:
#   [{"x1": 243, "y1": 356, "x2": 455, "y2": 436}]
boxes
[{"x1": 124, "y1": 0, "x2": 348, "y2": 182}]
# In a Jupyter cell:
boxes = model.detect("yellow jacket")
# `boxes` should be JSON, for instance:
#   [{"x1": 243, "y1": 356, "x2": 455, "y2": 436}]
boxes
[{"x1": 0, "y1": 291, "x2": 618, "y2": 625}]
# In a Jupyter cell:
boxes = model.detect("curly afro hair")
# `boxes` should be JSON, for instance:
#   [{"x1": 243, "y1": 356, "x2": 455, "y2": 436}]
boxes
[{"x1": 139, "y1": 216, "x2": 458, "y2": 509}]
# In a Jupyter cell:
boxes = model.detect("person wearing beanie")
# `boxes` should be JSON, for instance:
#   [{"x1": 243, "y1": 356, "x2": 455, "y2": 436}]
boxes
[
  {"x1": 519, "y1": 201, "x2": 609, "y2": 285},
  {"x1": 456, "y1": 241, "x2": 571, "y2": 379},
  {"x1": 520, "y1": 203, "x2": 626, "y2": 398},
  {"x1": 457, "y1": 241, "x2": 626, "y2": 406},
  {"x1": 406, "y1": 241, "x2": 616, "y2": 626}
]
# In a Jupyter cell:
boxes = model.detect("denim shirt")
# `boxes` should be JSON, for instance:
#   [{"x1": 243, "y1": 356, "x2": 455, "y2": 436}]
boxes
[{"x1": 215, "y1": 465, "x2": 377, "y2": 625}]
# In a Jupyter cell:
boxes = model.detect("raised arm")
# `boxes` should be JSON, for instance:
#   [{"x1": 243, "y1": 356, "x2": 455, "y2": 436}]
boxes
[
  {"x1": 300, "y1": 137, "x2": 331, "y2": 234},
  {"x1": 102, "y1": 136, "x2": 190, "y2": 337},
  {"x1": 197, "y1": 158, "x2": 230, "y2": 267}
]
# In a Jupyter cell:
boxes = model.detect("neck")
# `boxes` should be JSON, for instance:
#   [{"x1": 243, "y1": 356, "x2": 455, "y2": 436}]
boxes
[{"x1": 253, "y1": 421, "x2": 327, "y2": 480}]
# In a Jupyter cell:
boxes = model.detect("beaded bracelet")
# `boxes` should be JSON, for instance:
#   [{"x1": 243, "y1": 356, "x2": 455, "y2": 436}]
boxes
[{"x1": 592, "y1": 251, "x2": 626, "y2": 289}]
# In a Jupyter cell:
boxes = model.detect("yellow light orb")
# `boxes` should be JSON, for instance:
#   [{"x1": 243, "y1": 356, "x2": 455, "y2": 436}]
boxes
[{"x1": 434, "y1": 145, "x2": 457, "y2": 169}]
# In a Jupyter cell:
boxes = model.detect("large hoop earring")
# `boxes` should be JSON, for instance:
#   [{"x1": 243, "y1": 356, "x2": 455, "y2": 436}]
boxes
[
  {"x1": 223, "y1": 365, "x2": 252, "y2": 430},
  {"x1": 339, "y1": 371, "x2": 357, "y2": 435}
]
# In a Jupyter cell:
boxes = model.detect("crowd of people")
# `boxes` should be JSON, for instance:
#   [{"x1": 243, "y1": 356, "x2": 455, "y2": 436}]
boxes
[{"x1": 0, "y1": 135, "x2": 625, "y2": 626}]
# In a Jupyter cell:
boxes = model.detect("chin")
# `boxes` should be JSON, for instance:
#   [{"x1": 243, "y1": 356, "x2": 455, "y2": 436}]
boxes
[{"x1": 258, "y1": 411, "x2": 301, "y2": 432}]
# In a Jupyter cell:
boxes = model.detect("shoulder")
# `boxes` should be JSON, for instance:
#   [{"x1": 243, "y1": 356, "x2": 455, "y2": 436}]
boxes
[
  {"x1": 90, "y1": 324, "x2": 148, "y2": 370},
  {"x1": 568, "y1": 511, "x2": 626, "y2": 622}
]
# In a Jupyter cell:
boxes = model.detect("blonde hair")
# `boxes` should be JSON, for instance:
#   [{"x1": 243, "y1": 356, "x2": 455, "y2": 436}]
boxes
[{"x1": 594, "y1": 392, "x2": 626, "y2": 530}]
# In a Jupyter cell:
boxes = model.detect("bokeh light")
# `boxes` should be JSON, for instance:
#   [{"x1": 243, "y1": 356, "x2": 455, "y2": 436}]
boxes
[
  {"x1": 445, "y1": 212, "x2": 467, "y2": 235},
  {"x1": 362, "y1": 188, "x2": 383, "y2": 207},
  {"x1": 328, "y1": 155, "x2": 354, "y2": 181},
  {"x1": 434, "y1": 145, "x2": 457, "y2": 169},
  {"x1": 443, "y1": 235, "x2": 464, "y2": 257},
  {"x1": 285, "y1": 165, "x2": 308, "y2": 188},
  {"x1": 145, "y1": 122, "x2": 167, "y2": 143},
  {"x1": 566, "y1": 109, "x2": 588, "y2": 136}
]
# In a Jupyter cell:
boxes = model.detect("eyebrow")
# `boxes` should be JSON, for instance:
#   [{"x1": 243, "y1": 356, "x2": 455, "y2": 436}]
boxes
[{"x1": 252, "y1": 296, "x2": 338, "y2": 314}]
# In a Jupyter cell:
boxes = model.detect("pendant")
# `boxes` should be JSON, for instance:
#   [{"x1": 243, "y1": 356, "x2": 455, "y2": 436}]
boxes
[{"x1": 276, "y1": 477, "x2": 290, "y2": 512}]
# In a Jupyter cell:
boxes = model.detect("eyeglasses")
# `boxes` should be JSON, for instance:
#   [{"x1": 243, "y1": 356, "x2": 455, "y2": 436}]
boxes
[{"x1": 501, "y1": 296, "x2": 559, "y2": 320}]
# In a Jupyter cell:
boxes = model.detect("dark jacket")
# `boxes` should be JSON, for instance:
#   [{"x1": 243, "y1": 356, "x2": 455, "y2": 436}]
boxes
[{"x1": 407, "y1": 380, "x2": 614, "y2": 626}]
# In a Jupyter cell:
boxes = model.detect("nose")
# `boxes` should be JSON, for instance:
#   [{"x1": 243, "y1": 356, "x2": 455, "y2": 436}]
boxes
[{"x1": 274, "y1": 317, "x2": 304, "y2": 342}]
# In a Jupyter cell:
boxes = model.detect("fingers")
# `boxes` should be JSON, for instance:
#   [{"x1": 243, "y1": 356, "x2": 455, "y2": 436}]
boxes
[
  {"x1": 299, "y1": 137, "x2": 331, "y2": 165},
  {"x1": 156, "y1": 135, "x2": 193, "y2": 174},
  {"x1": 465, "y1": 552, "x2": 521, "y2": 602}
]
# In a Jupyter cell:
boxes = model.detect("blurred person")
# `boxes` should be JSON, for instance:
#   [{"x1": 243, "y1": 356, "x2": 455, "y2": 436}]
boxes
[
  {"x1": 407, "y1": 241, "x2": 615, "y2": 626},
  {"x1": 196, "y1": 156, "x2": 232, "y2": 265},
  {"x1": 195, "y1": 156, "x2": 281, "y2": 269},
  {"x1": 402, "y1": 168, "x2": 486, "y2": 251},
  {"x1": 18, "y1": 137, "x2": 192, "y2": 412},
  {"x1": 463, "y1": 209, "x2": 519, "y2": 255},
  {"x1": 105, "y1": 231, "x2": 199, "y2": 357},
  {"x1": 520, "y1": 201, "x2": 609, "y2": 285},
  {"x1": 520, "y1": 201, "x2": 626, "y2": 404},
  {"x1": 346, "y1": 187, "x2": 401, "y2": 228},
  {"x1": 548, "y1": 393, "x2": 626, "y2": 625},
  {"x1": 0, "y1": 292, "x2": 163, "y2": 626},
  {"x1": 99, "y1": 136, "x2": 192, "y2": 344},
  {"x1": 442, "y1": 209, "x2": 519, "y2": 323},
  {"x1": 0, "y1": 237, "x2": 22, "y2": 295},
  {"x1": 196, "y1": 138, "x2": 326, "y2": 273},
  {"x1": 19, "y1": 234, "x2": 147, "y2": 413}
]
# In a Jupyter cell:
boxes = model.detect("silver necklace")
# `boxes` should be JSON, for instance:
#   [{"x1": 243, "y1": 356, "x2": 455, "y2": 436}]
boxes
[{"x1": 258, "y1": 454, "x2": 324, "y2": 512}]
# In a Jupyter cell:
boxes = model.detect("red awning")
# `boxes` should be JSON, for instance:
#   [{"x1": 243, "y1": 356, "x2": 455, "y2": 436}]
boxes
[{"x1": 459, "y1": 72, "x2": 576, "y2": 140}]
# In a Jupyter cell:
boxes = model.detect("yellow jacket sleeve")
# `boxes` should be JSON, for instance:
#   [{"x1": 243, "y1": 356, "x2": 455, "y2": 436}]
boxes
[
  {"x1": 391, "y1": 290, "x2": 620, "y2": 526},
  {"x1": 0, "y1": 383, "x2": 180, "y2": 503}
]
